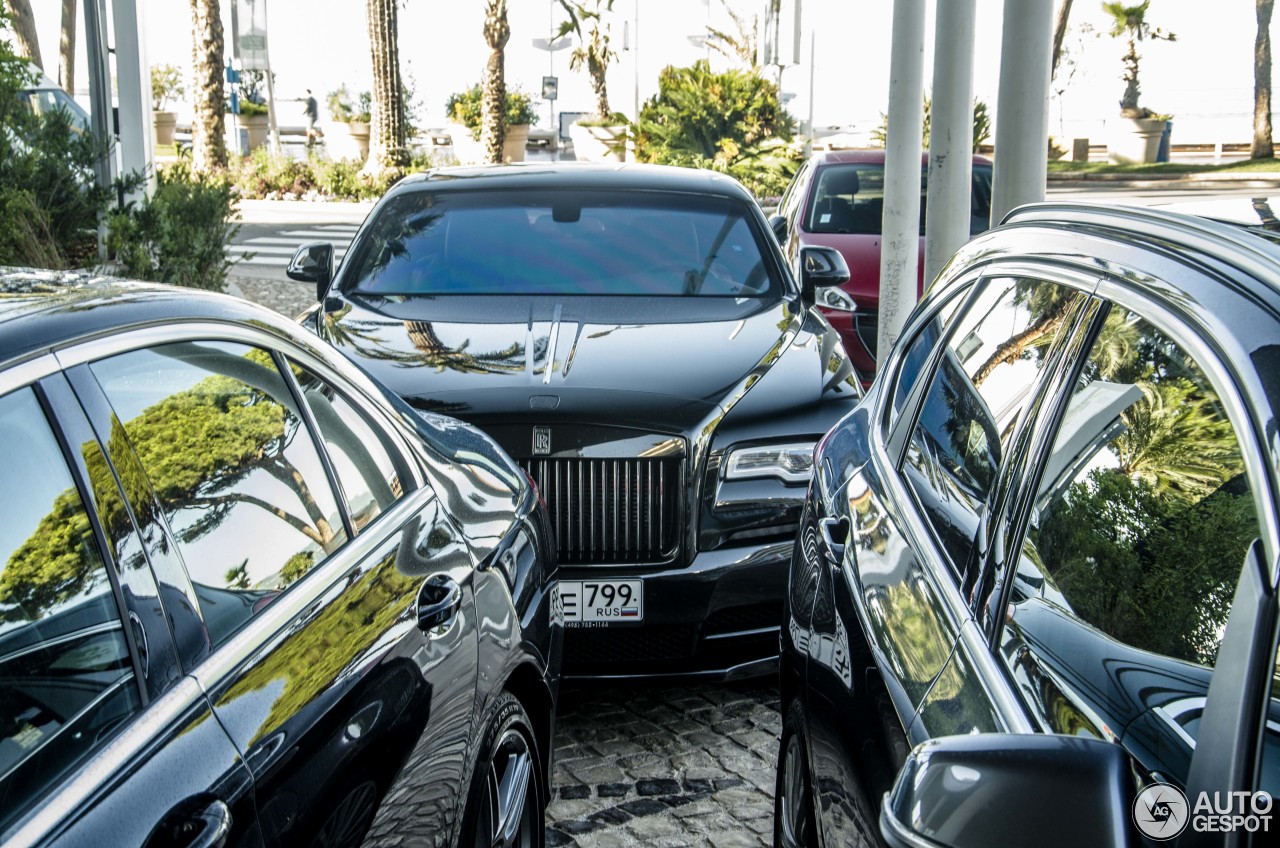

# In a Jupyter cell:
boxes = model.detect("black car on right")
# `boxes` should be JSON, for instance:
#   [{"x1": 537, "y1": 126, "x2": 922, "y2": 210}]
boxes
[{"x1": 777, "y1": 202, "x2": 1280, "y2": 848}]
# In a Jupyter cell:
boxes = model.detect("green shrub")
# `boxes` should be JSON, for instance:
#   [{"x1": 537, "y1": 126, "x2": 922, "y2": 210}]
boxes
[
  {"x1": 328, "y1": 85, "x2": 371, "y2": 123},
  {"x1": 151, "y1": 64, "x2": 184, "y2": 110},
  {"x1": 445, "y1": 84, "x2": 539, "y2": 139},
  {"x1": 108, "y1": 163, "x2": 240, "y2": 291},
  {"x1": 634, "y1": 61, "x2": 800, "y2": 199},
  {"x1": 869, "y1": 95, "x2": 992, "y2": 152}
]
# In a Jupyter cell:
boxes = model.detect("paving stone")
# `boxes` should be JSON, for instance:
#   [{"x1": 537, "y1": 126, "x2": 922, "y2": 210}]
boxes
[{"x1": 637, "y1": 778, "x2": 683, "y2": 796}]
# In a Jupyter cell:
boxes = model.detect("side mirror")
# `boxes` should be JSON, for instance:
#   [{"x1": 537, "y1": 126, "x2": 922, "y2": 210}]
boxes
[
  {"x1": 286, "y1": 242, "x2": 334, "y2": 302},
  {"x1": 769, "y1": 214, "x2": 788, "y2": 243},
  {"x1": 881, "y1": 734, "x2": 1135, "y2": 848},
  {"x1": 798, "y1": 245, "x2": 850, "y2": 305}
]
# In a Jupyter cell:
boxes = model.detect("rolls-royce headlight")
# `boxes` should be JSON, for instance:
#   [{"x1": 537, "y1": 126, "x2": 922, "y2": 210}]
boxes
[
  {"x1": 817, "y1": 286, "x2": 857, "y2": 313},
  {"x1": 724, "y1": 442, "x2": 816, "y2": 484}
]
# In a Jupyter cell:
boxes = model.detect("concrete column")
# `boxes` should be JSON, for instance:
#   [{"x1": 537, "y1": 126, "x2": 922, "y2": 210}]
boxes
[
  {"x1": 83, "y1": 0, "x2": 114, "y2": 258},
  {"x1": 111, "y1": 0, "x2": 156, "y2": 200},
  {"x1": 876, "y1": 0, "x2": 927, "y2": 362},
  {"x1": 991, "y1": 0, "x2": 1054, "y2": 225},
  {"x1": 924, "y1": 0, "x2": 976, "y2": 289}
]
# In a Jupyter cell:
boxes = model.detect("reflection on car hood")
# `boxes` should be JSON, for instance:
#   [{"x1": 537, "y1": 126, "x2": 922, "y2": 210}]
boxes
[{"x1": 321, "y1": 293, "x2": 843, "y2": 431}]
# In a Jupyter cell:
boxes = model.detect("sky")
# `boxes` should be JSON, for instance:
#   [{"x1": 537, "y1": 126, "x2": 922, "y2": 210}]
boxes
[{"x1": 27, "y1": 0, "x2": 1274, "y2": 145}]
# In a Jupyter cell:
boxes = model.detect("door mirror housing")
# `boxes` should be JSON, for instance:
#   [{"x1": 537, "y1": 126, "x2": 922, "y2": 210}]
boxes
[
  {"x1": 287, "y1": 242, "x2": 335, "y2": 301},
  {"x1": 881, "y1": 734, "x2": 1134, "y2": 848},
  {"x1": 798, "y1": 245, "x2": 850, "y2": 303}
]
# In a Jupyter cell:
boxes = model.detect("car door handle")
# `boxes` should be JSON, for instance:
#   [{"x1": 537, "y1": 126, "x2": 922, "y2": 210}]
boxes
[
  {"x1": 417, "y1": 574, "x2": 462, "y2": 634},
  {"x1": 148, "y1": 798, "x2": 231, "y2": 848},
  {"x1": 819, "y1": 516, "x2": 849, "y2": 564}
]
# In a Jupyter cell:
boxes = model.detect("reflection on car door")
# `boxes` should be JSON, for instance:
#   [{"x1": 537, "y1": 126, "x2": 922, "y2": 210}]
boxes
[{"x1": 0, "y1": 379, "x2": 257, "y2": 848}]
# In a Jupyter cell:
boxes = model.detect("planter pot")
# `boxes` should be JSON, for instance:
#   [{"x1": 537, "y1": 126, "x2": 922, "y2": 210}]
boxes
[
  {"x1": 445, "y1": 123, "x2": 484, "y2": 165},
  {"x1": 569, "y1": 123, "x2": 628, "y2": 163},
  {"x1": 236, "y1": 112, "x2": 270, "y2": 152},
  {"x1": 1108, "y1": 117, "x2": 1167, "y2": 165},
  {"x1": 502, "y1": 124, "x2": 531, "y2": 163},
  {"x1": 343, "y1": 120, "x2": 371, "y2": 162},
  {"x1": 153, "y1": 110, "x2": 177, "y2": 146}
]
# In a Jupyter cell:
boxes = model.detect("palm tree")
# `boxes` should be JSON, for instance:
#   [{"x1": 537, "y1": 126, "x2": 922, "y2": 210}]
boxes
[
  {"x1": 705, "y1": 0, "x2": 759, "y2": 71},
  {"x1": 557, "y1": 0, "x2": 617, "y2": 120},
  {"x1": 365, "y1": 0, "x2": 408, "y2": 174},
  {"x1": 1254, "y1": 0, "x2": 1274, "y2": 159},
  {"x1": 3, "y1": 0, "x2": 41, "y2": 68},
  {"x1": 57, "y1": 0, "x2": 74, "y2": 93},
  {"x1": 1051, "y1": 0, "x2": 1074, "y2": 81},
  {"x1": 1101, "y1": 1, "x2": 1175, "y2": 117},
  {"x1": 189, "y1": 0, "x2": 227, "y2": 173},
  {"x1": 482, "y1": 0, "x2": 510, "y2": 164}
]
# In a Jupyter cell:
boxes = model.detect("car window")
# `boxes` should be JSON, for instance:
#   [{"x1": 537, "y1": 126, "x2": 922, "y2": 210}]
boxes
[
  {"x1": 0, "y1": 388, "x2": 141, "y2": 831},
  {"x1": 889, "y1": 282, "x2": 973, "y2": 425},
  {"x1": 346, "y1": 189, "x2": 778, "y2": 298},
  {"x1": 19, "y1": 88, "x2": 90, "y2": 133},
  {"x1": 779, "y1": 159, "x2": 812, "y2": 225},
  {"x1": 805, "y1": 163, "x2": 993, "y2": 236},
  {"x1": 902, "y1": 276, "x2": 1086, "y2": 577},
  {"x1": 1000, "y1": 305, "x2": 1262, "y2": 789},
  {"x1": 291, "y1": 362, "x2": 404, "y2": 529},
  {"x1": 88, "y1": 341, "x2": 348, "y2": 649}
]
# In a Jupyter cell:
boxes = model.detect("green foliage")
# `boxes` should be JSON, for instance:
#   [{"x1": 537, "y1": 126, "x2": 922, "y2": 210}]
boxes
[
  {"x1": 870, "y1": 95, "x2": 992, "y2": 151},
  {"x1": 445, "y1": 84, "x2": 538, "y2": 139},
  {"x1": 227, "y1": 148, "x2": 418, "y2": 201},
  {"x1": 151, "y1": 63, "x2": 185, "y2": 110},
  {"x1": 327, "y1": 85, "x2": 371, "y2": 123},
  {"x1": 556, "y1": 0, "x2": 618, "y2": 118},
  {"x1": 108, "y1": 162, "x2": 240, "y2": 291},
  {"x1": 634, "y1": 61, "x2": 800, "y2": 199}
]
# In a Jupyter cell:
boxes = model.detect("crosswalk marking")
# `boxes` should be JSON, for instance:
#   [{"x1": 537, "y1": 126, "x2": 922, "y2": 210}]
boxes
[{"x1": 228, "y1": 225, "x2": 357, "y2": 269}]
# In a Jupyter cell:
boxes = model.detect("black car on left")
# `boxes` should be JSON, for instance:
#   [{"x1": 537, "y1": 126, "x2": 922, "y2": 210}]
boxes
[
  {"x1": 289, "y1": 163, "x2": 861, "y2": 681},
  {"x1": 0, "y1": 271, "x2": 560, "y2": 848}
]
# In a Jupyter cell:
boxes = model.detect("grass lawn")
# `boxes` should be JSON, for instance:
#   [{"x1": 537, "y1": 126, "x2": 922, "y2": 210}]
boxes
[{"x1": 1047, "y1": 158, "x2": 1280, "y2": 175}]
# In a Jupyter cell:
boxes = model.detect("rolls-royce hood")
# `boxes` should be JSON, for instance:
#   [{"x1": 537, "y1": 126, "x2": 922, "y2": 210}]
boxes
[{"x1": 319, "y1": 293, "x2": 849, "y2": 432}]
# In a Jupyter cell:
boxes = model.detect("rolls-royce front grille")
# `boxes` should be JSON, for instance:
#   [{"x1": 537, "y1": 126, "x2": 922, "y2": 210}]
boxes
[{"x1": 519, "y1": 457, "x2": 680, "y2": 565}]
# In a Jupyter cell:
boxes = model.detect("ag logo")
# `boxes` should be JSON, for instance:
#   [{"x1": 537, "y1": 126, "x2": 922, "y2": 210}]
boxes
[
  {"x1": 1133, "y1": 783, "x2": 1189, "y2": 840},
  {"x1": 533, "y1": 426, "x2": 552, "y2": 456}
]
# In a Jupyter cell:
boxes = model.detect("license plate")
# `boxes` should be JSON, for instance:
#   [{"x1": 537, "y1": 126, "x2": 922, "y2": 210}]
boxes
[{"x1": 558, "y1": 580, "x2": 643, "y2": 623}]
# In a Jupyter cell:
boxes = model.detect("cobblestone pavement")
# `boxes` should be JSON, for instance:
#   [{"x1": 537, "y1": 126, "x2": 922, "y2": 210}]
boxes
[
  {"x1": 547, "y1": 682, "x2": 781, "y2": 848},
  {"x1": 228, "y1": 276, "x2": 784, "y2": 848}
]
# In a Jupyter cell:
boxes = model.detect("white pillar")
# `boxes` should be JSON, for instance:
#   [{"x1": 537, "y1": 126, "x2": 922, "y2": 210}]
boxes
[
  {"x1": 924, "y1": 0, "x2": 976, "y2": 289},
  {"x1": 991, "y1": 0, "x2": 1054, "y2": 225},
  {"x1": 876, "y1": 0, "x2": 926, "y2": 362},
  {"x1": 83, "y1": 0, "x2": 114, "y2": 259},
  {"x1": 111, "y1": 0, "x2": 155, "y2": 200}
]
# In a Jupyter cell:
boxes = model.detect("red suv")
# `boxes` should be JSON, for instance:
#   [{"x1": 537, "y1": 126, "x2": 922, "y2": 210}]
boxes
[{"x1": 771, "y1": 149, "x2": 993, "y2": 383}]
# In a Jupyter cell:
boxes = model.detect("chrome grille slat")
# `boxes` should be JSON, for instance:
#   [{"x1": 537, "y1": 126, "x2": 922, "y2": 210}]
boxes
[{"x1": 519, "y1": 457, "x2": 679, "y2": 565}]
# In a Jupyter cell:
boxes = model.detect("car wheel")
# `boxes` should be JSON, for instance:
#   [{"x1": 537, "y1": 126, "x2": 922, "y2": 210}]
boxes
[
  {"x1": 313, "y1": 772, "x2": 381, "y2": 848},
  {"x1": 464, "y1": 692, "x2": 543, "y2": 848},
  {"x1": 775, "y1": 700, "x2": 819, "y2": 848}
]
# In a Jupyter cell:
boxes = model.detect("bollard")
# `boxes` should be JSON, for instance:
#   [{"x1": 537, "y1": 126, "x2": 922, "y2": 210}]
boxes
[{"x1": 1072, "y1": 138, "x2": 1090, "y2": 162}]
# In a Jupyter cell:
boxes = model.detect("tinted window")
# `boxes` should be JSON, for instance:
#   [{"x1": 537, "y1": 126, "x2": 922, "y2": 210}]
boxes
[
  {"x1": 1001, "y1": 306, "x2": 1261, "y2": 788},
  {"x1": 890, "y1": 284, "x2": 972, "y2": 423},
  {"x1": 805, "y1": 163, "x2": 993, "y2": 236},
  {"x1": 0, "y1": 388, "x2": 140, "y2": 829},
  {"x1": 292, "y1": 363, "x2": 403, "y2": 529},
  {"x1": 903, "y1": 277, "x2": 1085, "y2": 574},
  {"x1": 347, "y1": 190, "x2": 778, "y2": 298},
  {"x1": 90, "y1": 342, "x2": 348, "y2": 648}
]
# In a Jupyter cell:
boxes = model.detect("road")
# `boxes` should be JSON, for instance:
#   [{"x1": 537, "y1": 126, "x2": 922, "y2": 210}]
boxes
[{"x1": 226, "y1": 183, "x2": 1276, "y2": 285}]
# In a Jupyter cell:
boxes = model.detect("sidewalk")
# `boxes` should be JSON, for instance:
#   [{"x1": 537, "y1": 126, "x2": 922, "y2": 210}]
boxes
[
  {"x1": 225, "y1": 275, "x2": 315, "y2": 319},
  {"x1": 1046, "y1": 169, "x2": 1280, "y2": 189}
]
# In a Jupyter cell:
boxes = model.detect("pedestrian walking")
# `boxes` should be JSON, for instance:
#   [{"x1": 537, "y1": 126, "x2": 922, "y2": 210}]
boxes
[{"x1": 304, "y1": 89, "x2": 322, "y2": 147}]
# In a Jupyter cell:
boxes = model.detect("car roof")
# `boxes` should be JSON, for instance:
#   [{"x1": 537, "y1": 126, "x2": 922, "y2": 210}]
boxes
[
  {"x1": 388, "y1": 162, "x2": 759, "y2": 203},
  {"x1": 805, "y1": 149, "x2": 993, "y2": 168},
  {"x1": 0, "y1": 270, "x2": 304, "y2": 369}
]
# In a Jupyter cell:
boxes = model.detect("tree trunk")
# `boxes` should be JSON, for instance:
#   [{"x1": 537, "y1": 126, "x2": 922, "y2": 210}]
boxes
[
  {"x1": 1119, "y1": 33, "x2": 1141, "y2": 114},
  {"x1": 1255, "y1": 0, "x2": 1274, "y2": 159},
  {"x1": 58, "y1": 0, "x2": 75, "y2": 93},
  {"x1": 365, "y1": 0, "x2": 408, "y2": 174},
  {"x1": 189, "y1": 0, "x2": 227, "y2": 173},
  {"x1": 5, "y1": 0, "x2": 42, "y2": 68},
  {"x1": 589, "y1": 56, "x2": 610, "y2": 119},
  {"x1": 482, "y1": 0, "x2": 510, "y2": 164},
  {"x1": 1050, "y1": 0, "x2": 1073, "y2": 81}
]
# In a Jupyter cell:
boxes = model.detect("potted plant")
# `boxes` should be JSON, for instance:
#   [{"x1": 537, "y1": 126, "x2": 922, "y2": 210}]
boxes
[
  {"x1": 150, "y1": 64, "x2": 184, "y2": 146},
  {"x1": 234, "y1": 69, "x2": 273, "y2": 152},
  {"x1": 1102, "y1": 1, "x2": 1176, "y2": 164},
  {"x1": 328, "y1": 85, "x2": 372, "y2": 161},
  {"x1": 556, "y1": 0, "x2": 627, "y2": 161},
  {"x1": 445, "y1": 85, "x2": 539, "y2": 163}
]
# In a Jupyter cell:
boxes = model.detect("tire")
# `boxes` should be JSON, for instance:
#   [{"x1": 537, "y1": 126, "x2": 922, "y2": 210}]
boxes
[
  {"x1": 775, "y1": 699, "x2": 819, "y2": 848},
  {"x1": 462, "y1": 692, "x2": 544, "y2": 848}
]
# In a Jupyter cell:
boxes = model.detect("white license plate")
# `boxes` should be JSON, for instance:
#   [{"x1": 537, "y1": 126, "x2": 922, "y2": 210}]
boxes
[{"x1": 558, "y1": 580, "x2": 643, "y2": 623}]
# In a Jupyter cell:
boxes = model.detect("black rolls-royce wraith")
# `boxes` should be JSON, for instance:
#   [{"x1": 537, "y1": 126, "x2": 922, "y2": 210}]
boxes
[{"x1": 292, "y1": 163, "x2": 862, "y2": 680}]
